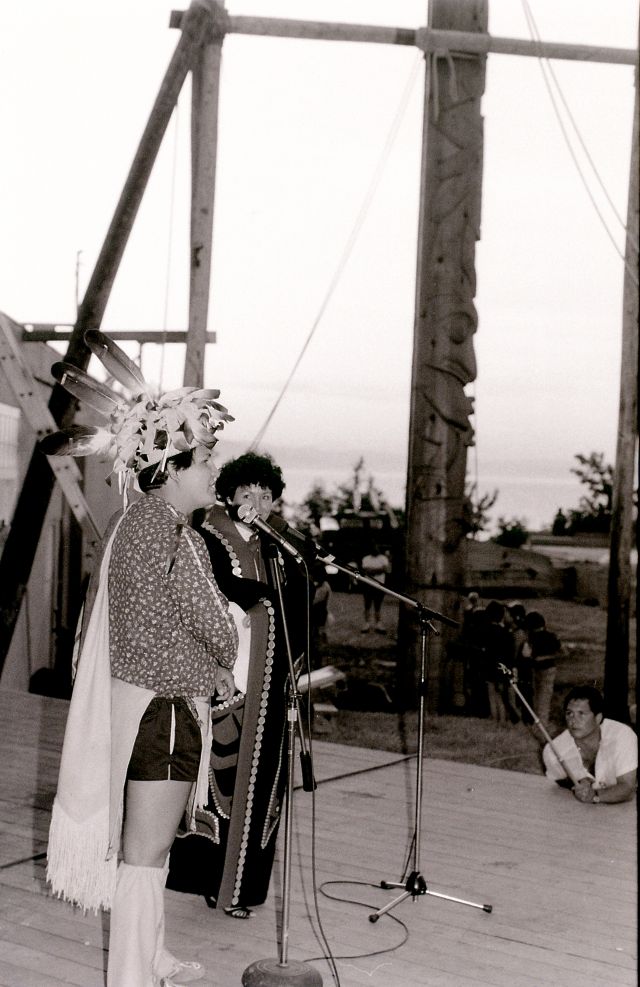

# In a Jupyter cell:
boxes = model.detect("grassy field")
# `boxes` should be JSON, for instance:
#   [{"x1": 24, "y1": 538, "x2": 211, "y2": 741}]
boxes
[{"x1": 311, "y1": 590, "x2": 636, "y2": 775}]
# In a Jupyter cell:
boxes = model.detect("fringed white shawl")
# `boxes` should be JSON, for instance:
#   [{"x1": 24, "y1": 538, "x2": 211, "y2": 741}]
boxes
[
  {"x1": 47, "y1": 518, "x2": 122, "y2": 913},
  {"x1": 47, "y1": 515, "x2": 214, "y2": 913}
]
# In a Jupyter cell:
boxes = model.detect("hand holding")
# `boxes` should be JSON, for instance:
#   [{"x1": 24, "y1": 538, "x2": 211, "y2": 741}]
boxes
[
  {"x1": 215, "y1": 666, "x2": 235, "y2": 702},
  {"x1": 572, "y1": 778, "x2": 595, "y2": 803}
]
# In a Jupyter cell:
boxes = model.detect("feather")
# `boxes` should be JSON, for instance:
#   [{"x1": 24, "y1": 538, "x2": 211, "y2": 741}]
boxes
[
  {"x1": 84, "y1": 330, "x2": 149, "y2": 398},
  {"x1": 52, "y1": 363, "x2": 121, "y2": 419},
  {"x1": 40, "y1": 425, "x2": 113, "y2": 458},
  {"x1": 159, "y1": 386, "x2": 221, "y2": 402}
]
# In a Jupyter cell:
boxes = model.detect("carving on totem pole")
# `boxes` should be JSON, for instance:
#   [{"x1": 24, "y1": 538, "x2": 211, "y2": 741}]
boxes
[{"x1": 409, "y1": 51, "x2": 485, "y2": 556}]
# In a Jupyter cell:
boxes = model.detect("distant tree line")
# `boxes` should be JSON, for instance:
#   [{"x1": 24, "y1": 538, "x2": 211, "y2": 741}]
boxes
[
  {"x1": 467, "y1": 451, "x2": 632, "y2": 546},
  {"x1": 552, "y1": 452, "x2": 616, "y2": 536},
  {"x1": 293, "y1": 450, "x2": 634, "y2": 550}
]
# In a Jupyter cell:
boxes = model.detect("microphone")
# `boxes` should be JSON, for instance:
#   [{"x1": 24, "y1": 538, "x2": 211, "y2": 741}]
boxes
[{"x1": 237, "y1": 504, "x2": 304, "y2": 562}]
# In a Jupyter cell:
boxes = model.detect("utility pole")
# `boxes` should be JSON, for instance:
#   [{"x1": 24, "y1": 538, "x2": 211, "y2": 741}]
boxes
[
  {"x1": 402, "y1": 0, "x2": 488, "y2": 711},
  {"x1": 604, "y1": 40, "x2": 638, "y2": 723}
]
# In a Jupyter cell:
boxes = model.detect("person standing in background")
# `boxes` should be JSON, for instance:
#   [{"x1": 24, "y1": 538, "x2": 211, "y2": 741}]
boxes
[
  {"x1": 360, "y1": 542, "x2": 391, "y2": 633},
  {"x1": 520, "y1": 610, "x2": 562, "y2": 726}
]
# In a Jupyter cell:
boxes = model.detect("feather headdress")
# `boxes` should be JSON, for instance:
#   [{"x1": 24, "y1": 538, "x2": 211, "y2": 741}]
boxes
[{"x1": 41, "y1": 330, "x2": 233, "y2": 501}]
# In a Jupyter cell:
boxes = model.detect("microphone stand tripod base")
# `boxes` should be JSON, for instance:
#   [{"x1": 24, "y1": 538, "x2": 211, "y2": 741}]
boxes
[{"x1": 242, "y1": 958, "x2": 323, "y2": 986}]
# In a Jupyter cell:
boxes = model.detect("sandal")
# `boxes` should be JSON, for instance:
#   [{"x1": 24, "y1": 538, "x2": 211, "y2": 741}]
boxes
[
  {"x1": 224, "y1": 904, "x2": 254, "y2": 919},
  {"x1": 162, "y1": 959, "x2": 205, "y2": 984}
]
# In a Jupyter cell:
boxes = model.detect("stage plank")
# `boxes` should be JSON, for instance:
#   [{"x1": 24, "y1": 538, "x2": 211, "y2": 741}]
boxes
[{"x1": 0, "y1": 689, "x2": 635, "y2": 987}]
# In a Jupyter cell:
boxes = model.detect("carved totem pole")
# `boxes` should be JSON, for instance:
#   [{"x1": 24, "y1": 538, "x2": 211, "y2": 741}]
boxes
[{"x1": 403, "y1": 0, "x2": 488, "y2": 710}]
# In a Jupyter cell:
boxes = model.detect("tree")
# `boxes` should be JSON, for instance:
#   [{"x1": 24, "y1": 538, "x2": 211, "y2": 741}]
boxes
[
  {"x1": 571, "y1": 452, "x2": 613, "y2": 528},
  {"x1": 551, "y1": 509, "x2": 568, "y2": 536},
  {"x1": 335, "y1": 457, "x2": 389, "y2": 514},
  {"x1": 299, "y1": 482, "x2": 336, "y2": 528},
  {"x1": 461, "y1": 482, "x2": 498, "y2": 539},
  {"x1": 547, "y1": 452, "x2": 631, "y2": 536},
  {"x1": 291, "y1": 460, "x2": 402, "y2": 533},
  {"x1": 493, "y1": 517, "x2": 529, "y2": 549}
]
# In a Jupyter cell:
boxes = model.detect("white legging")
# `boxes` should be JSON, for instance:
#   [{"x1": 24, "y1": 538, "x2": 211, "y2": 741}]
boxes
[{"x1": 107, "y1": 861, "x2": 181, "y2": 987}]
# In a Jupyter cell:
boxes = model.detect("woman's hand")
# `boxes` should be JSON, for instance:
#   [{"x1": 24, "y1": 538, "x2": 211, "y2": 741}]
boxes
[{"x1": 215, "y1": 666, "x2": 235, "y2": 702}]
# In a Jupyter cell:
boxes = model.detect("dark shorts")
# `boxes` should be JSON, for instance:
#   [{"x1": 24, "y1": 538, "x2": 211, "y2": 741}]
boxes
[{"x1": 127, "y1": 697, "x2": 202, "y2": 782}]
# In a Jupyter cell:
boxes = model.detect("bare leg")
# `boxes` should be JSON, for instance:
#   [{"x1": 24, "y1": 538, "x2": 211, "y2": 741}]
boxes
[{"x1": 123, "y1": 779, "x2": 192, "y2": 866}]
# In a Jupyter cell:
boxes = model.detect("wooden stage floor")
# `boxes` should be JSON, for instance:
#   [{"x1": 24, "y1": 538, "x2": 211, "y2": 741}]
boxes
[{"x1": 0, "y1": 688, "x2": 636, "y2": 987}]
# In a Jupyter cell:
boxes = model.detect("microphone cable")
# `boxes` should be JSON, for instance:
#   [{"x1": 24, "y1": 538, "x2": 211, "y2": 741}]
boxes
[
  {"x1": 277, "y1": 538, "x2": 415, "y2": 983},
  {"x1": 288, "y1": 554, "x2": 342, "y2": 986},
  {"x1": 304, "y1": 880, "x2": 409, "y2": 968}
]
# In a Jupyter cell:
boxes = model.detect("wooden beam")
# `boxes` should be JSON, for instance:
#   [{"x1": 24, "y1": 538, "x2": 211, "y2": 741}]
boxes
[
  {"x1": 0, "y1": 313, "x2": 99, "y2": 548},
  {"x1": 73, "y1": 0, "x2": 214, "y2": 362},
  {"x1": 185, "y1": 0, "x2": 225, "y2": 388},
  {"x1": 22, "y1": 328, "x2": 216, "y2": 344},
  {"x1": 0, "y1": 0, "x2": 212, "y2": 667},
  {"x1": 0, "y1": 313, "x2": 100, "y2": 678},
  {"x1": 416, "y1": 28, "x2": 637, "y2": 65},
  {"x1": 170, "y1": 8, "x2": 637, "y2": 65}
]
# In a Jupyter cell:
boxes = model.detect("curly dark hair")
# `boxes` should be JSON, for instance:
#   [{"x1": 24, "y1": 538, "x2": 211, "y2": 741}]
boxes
[{"x1": 215, "y1": 452, "x2": 285, "y2": 502}]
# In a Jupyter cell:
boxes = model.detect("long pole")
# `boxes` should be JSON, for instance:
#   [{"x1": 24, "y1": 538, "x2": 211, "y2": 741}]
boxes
[
  {"x1": 186, "y1": 0, "x2": 226, "y2": 387},
  {"x1": 604, "y1": 34, "x2": 639, "y2": 723},
  {"x1": 241, "y1": 546, "x2": 321, "y2": 986}
]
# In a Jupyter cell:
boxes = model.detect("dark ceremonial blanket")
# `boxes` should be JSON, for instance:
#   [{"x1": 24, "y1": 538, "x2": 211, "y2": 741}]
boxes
[{"x1": 167, "y1": 505, "x2": 309, "y2": 909}]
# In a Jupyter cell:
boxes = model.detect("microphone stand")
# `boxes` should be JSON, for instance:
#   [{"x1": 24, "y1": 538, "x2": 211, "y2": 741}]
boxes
[
  {"x1": 242, "y1": 542, "x2": 322, "y2": 987},
  {"x1": 323, "y1": 558, "x2": 492, "y2": 923}
]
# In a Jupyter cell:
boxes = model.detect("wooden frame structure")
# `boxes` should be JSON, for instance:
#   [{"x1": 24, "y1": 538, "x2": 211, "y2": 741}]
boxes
[{"x1": 0, "y1": 0, "x2": 636, "y2": 712}]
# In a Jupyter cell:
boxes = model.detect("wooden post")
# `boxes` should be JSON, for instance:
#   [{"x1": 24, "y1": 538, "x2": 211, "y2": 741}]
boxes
[
  {"x1": 0, "y1": 0, "x2": 213, "y2": 667},
  {"x1": 185, "y1": 1, "x2": 227, "y2": 387},
  {"x1": 604, "y1": 47, "x2": 638, "y2": 722},
  {"x1": 401, "y1": 0, "x2": 488, "y2": 712}
]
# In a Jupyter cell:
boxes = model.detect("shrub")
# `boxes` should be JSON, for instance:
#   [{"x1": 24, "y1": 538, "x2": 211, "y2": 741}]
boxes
[{"x1": 494, "y1": 517, "x2": 529, "y2": 548}]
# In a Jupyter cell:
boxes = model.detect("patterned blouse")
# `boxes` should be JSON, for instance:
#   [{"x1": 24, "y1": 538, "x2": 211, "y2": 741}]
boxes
[{"x1": 108, "y1": 495, "x2": 238, "y2": 697}]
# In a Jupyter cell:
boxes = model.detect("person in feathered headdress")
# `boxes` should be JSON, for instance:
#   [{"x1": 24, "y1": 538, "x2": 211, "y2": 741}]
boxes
[{"x1": 43, "y1": 331, "x2": 239, "y2": 987}]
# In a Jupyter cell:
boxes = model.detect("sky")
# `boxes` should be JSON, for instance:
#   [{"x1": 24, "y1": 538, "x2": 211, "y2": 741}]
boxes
[{"x1": 1, "y1": 0, "x2": 637, "y2": 531}]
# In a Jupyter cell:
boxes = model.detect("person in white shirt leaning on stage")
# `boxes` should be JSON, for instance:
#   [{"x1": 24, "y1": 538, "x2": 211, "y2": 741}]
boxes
[{"x1": 543, "y1": 685, "x2": 637, "y2": 804}]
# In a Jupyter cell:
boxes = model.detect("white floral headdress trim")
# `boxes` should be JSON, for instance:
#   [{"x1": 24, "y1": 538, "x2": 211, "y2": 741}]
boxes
[{"x1": 41, "y1": 330, "x2": 233, "y2": 503}]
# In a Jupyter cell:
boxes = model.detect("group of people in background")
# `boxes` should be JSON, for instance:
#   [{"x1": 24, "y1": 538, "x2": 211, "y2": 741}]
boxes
[
  {"x1": 458, "y1": 593, "x2": 637, "y2": 804},
  {"x1": 459, "y1": 593, "x2": 562, "y2": 726}
]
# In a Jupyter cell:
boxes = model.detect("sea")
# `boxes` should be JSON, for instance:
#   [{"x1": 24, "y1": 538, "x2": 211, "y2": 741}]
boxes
[{"x1": 279, "y1": 464, "x2": 588, "y2": 537}]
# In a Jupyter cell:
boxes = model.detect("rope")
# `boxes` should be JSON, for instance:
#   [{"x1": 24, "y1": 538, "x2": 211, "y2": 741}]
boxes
[
  {"x1": 521, "y1": 0, "x2": 639, "y2": 286},
  {"x1": 249, "y1": 54, "x2": 423, "y2": 450}
]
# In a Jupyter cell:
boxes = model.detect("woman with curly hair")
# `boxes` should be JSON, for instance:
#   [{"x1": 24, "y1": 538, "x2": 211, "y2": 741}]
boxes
[{"x1": 168, "y1": 452, "x2": 312, "y2": 919}]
